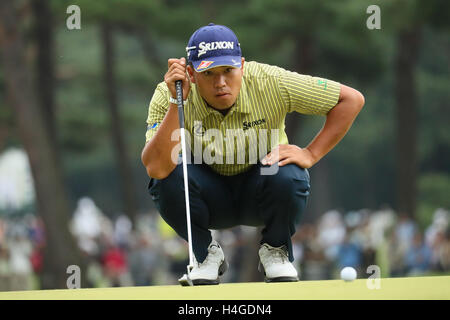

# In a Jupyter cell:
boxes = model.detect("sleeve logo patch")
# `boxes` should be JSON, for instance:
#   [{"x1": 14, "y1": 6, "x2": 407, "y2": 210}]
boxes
[
  {"x1": 147, "y1": 122, "x2": 159, "y2": 131},
  {"x1": 317, "y1": 79, "x2": 328, "y2": 90}
]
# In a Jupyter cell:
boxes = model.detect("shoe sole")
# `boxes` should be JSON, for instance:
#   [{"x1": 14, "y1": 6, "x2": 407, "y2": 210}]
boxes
[
  {"x1": 191, "y1": 259, "x2": 229, "y2": 286},
  {"x1": 264, "y1": 276, "x2": 299, "y2": 283},
  {"x1": 258, "y1": 262, "x2": 299, "y2": 283}
]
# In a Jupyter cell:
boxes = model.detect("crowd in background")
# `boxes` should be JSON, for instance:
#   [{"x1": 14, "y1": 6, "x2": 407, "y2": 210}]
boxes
[{"x1": 0, "y1": 197, "x2": 449, "y2": 291}]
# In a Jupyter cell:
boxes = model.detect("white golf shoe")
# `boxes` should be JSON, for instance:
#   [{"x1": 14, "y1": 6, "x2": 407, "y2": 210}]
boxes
[
  {"x1": 258, "y1": 243, "x2": 299, "y2": 282},
  {"x1": 187, "y1": 240, "x2": 228, "y2": 285}
]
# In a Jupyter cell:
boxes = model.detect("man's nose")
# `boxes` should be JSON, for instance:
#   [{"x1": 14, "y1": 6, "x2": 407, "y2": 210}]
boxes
[{"x1": 214, "y1": 74, "x2": 226, "y2": 88}]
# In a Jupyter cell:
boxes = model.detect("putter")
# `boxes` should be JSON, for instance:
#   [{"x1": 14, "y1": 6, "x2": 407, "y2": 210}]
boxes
[{"x1": 175, "y1": 80, "x2": 195, "y2": 287}]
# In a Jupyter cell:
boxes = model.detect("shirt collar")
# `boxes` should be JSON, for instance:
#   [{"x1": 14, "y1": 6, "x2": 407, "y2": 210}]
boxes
[
  {"x1": 190, "y1": 84, "x2": 215, "y2": 120},
  {"x1": 232, "y1": 78, "x2": 251, "y2": 115}
]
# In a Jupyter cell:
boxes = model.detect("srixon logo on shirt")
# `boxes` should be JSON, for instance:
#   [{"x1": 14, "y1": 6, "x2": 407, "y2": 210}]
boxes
[
  {"x1": 243, "y1": 118, "x2": 266, "y2": 131},
  {"x1": 198, "y1": 41, "x2": 234, "y2": 57},
  {"x1": 170, "y1": 120, "x2": 280, "y2": 175}
]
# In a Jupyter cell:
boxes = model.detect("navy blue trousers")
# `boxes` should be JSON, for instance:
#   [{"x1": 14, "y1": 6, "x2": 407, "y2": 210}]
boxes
[{"x1": 148, "y1": 161, "x2": 310, "y2": 263}]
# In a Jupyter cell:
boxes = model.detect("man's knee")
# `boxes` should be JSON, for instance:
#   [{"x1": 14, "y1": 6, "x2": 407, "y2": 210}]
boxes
[
  {"x1": 147, "y1": 164, "x2": 184, "y2": 212},
  {"x1": 149, "y1": 164, "x2": 193, "y2": 194},
  {"x1": 263, "y1": 164, "x2": 310, "y2": 197}
]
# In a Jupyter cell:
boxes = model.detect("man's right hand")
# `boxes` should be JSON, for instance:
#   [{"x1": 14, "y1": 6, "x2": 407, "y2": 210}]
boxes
[{"x1": 164, "y1": 57, "x2": 190, "y2": 101}]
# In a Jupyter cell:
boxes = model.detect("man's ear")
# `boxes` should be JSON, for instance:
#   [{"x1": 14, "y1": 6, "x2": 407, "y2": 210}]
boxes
[
  {"x1": 240, "y1": 57, "x2": 245, "y2": 73},
  {"x1": 187, "y1": 65, "x2": 196, "y2": 83}
]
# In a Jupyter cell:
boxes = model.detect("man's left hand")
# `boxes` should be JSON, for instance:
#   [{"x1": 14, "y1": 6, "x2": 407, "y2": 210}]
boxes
[{"x1": 261, "y1": 144, "x2": 316, "y2": 169}]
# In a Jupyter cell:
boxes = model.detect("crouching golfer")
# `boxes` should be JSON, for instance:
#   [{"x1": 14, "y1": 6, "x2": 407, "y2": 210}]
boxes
[{"x1": 141, "y1": 23, "x2": 364, "y2": 285}]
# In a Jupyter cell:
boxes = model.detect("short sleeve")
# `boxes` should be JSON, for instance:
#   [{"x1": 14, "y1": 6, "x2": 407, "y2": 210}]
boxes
[
  {"x1": 145, "y1": 82, "x2": 170, "y2": 143},
  {"x1": 279, "y1": 70, "x2": 341, "y2": 115}
]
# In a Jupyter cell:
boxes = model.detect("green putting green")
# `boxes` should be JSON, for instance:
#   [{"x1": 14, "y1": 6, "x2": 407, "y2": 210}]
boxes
[{"x1": 0, "y1": 276, "x2": 449, "y2": 300}]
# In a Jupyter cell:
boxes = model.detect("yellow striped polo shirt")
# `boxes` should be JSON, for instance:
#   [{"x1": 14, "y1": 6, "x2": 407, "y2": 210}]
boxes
[{"x1": 145, "y1": 61, "x2": 341, "y2": 176}]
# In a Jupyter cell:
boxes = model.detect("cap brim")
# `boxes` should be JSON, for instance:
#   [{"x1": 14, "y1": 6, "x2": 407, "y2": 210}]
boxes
[{"x1": 192, "y1": 55, "x2": 241, "y2": 72}]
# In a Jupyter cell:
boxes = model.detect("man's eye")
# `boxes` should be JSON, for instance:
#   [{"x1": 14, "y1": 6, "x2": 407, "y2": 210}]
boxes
[{"x1": 204, "y1": 71, "x2": 212, "y2": 76}]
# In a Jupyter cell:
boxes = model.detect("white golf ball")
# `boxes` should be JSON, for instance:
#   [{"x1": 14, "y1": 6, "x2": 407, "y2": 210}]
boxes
[{"x1": 340, "y1": 267, "x2": 357, "y2": 281}]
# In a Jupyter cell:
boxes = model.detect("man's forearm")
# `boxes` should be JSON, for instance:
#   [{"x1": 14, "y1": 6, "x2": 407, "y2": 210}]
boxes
[
  {"x1": 141, "y1": 103, "x2": 180, "y2": 179},
  {"x1": 305, "y1": 87, "x2": 364, "y2": 165}
]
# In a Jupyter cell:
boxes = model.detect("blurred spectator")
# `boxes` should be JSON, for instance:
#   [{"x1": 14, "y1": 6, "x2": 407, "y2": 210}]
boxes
[
  {"x1": 0, "y1": 243, "x2": 10, "y2": 291},
  {"x1": 0, "y1": 148, "x2": 35, "y2": 213},
  {"x1": 349, "y1": 210, "x2": 377, "y2": 272},
  {"x1": 425, "y1": 208, "x2": 449, "y2": 272},
  {"x1": 128, "y1": 233, "x2": 159, "y2": 286},
  {"x1": 404, "y1": 231, "x2": 432, "y2": 276},
  {"x1": 367, "y1": 208, "x2": 396, "y2": 277},
  {"x1": 101, "y1": 241, "x2": 133, "y2": 287},
  {"x1": 337, "y1": 233, "x2": 363, "y2": 271},
  {"x1": 298, "y1": 223, "x2": 331, "y2": 280},
  {"x1": 114, "y1": 214, "x2": 133, "y2": 250},
  {"x1": 86, "y1": 258, "x2": 110, "y2": 288},
  {"x1": 0, "y1": 217, "x2": 7, "y2": 243},
  {"x1": 0, "y1": 203, "x2": 448, "y2": 291},
  {"x1": 395, "y1": 213, "x2": 417, "y2": 254},
  {"x1": 7, "y1": 228, "x2": 33, "y2": 290},
  {"x1": 70, "y1": 197, "x2": 104, "y2": 256},
  {"x1": 30, "y1": 247, "x2": 43, "y2": 275},
  {"x1": 26, "y1": 214, "x2": 46, "y2": 249},
  {"x1": 368, "y1": 208, "x2": 396, "y2": 249},
  {"x1": 431, "y1": 228, "x2": 450, "y2": 272},
  {"x1": 317, "y1": 210, "x2": 346, "y2": 261},
  {"x1": 387, "y1": 226, "x2": 405, "y2": 276},
  {"x1": 425, "y1": 208, "x2": 449, "y2": 247}
]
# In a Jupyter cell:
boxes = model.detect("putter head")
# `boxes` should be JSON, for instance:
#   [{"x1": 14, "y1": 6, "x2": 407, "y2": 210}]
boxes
[
  {"x1": 178, "y1": 264, "x2": 194, "y2": 287},
  {"x1": 178, "y1": 273, "x2": 193, "y2": 286}
]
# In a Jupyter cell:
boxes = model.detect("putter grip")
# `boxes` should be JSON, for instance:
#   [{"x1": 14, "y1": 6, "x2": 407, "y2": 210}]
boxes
[{"x1": 175, "y1": 80, "x2": 185, "y2": 129}]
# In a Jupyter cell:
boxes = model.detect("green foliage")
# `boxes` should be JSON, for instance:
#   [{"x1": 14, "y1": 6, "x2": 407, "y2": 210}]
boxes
[
  {"x1": 3, "y1": 0, "x2": 448, "y2": 217},
  {"x1": 58, "y1": 0, "x2": 450, "y2": 216},
  {"x1": 417, "y1": 27, "x2": 450, "y2": 173},
  {"x1": 52, "y1": 0, "x2": 163, "y2": 26},
  {"x1": 417, "y1": 173, "x2": 450, "y2": 229}
]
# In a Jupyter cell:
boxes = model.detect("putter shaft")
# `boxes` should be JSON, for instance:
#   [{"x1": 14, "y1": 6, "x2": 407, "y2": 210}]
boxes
[{"x1": 175, "y1": 80, "x2": 195, "y2": 276}]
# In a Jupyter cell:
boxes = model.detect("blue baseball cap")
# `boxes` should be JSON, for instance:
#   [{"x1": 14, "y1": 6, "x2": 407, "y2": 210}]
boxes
[{"x1": 186, "y1": 23, "x2": 242, "y2": 72}]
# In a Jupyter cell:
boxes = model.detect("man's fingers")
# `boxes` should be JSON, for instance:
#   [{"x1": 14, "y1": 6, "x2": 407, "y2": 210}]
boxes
[
  {"x1": 164, "y1": 58, "x2": 190, "y2": 101},
  {"x1": 168, "y1": 57, "x2": 185, "y2": 67},
  {"x1": 168, "y1": 63, "x2": 186, "y2": 76},
  {"x1": 263, "y1": 144, "x2": 299, "y2": 164},
  {"x1": 262, "y1": 151, "x2": 276, "y2": 165},
  {"x1": 167, "y1": 58, "x2": 178, "y2": 68},
  {"x1": 168, "y1": 57, "x2": 186, "y2": 69},
  {"x1": 166, "y1": 70, "x2": 187, "y2": 82},
  {"x1": 278, "y1": 158, "x2": 293, "y2": 167},
  {"x1": 262, "y1": 149, "x2": 289, "y2": 165},
  {"x1": 167, "y1": 58, "x2": 188, "y2": 84},
  {"x1": 166, "y1": 59, "x2": 188, "y2": 82}
]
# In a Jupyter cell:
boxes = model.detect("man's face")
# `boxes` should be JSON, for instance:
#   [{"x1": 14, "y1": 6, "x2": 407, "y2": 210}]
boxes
[{"x1": 188, "y1": 57, "x2": 245, "y2": 111}]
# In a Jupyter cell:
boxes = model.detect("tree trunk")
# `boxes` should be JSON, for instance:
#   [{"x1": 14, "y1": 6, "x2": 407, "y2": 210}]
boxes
[
  {"x1": 284, "y1": 34, "x2": 315, "y2": 142},
  {"x1": 0, "y1": 0, "x2": 86, "y2": 289},
  {"x1": 31, "y1": 0, "x2": 56, "y2": 144},
  {"x1": 240, "y1": 35, "x2": 320, "y2": 281},
  {"x1": 288, "y1": 34, "x2": 333, "y2": 222},
  {"x1": 135, "y1": 28, "x2": 161, "y2": 69},
  {"x1": 306, "y1": 159, "x2": 333, "y2": 222},
  {"x1": 101, "y1": 23, "x2": 138, "y2": 225},
  {"x1": 394, "y1": 28, "x2": 421, "y2": 218},
  {"x1": 31, "y1": 0, "x2": 69, "y2": 215}
]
